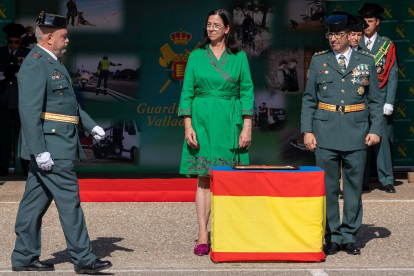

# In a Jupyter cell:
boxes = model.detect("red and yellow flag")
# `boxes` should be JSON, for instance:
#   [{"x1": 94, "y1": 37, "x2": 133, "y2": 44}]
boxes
[{"x1": 210, "y1": 166, "x2": 326, "y2": 262}]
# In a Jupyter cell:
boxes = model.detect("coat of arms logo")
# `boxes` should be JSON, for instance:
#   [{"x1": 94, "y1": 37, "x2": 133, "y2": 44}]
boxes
[{"x1": 158, "y1": 29, "x2": 200, "y2": 93}]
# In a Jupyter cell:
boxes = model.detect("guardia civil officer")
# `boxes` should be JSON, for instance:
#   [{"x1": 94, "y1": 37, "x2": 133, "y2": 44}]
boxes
[
  {"x1": 11, "y1": 12, "x2": 112, "y2": 274},
  {"x1": 301, "y1": 11, "x2": 382, "y2": 255},
  {"x1": 358, "y1": 3, "x2": 398, "y2": 193},
  {"x1": 0, "y1": 23, "x2": 30, "y2": 176},
  {"x1": 348, "y1": 16, "x2": 368, "y2": 51},
  {"x1": 95, "y1": 55, "x2": 121, "y2": 95}
]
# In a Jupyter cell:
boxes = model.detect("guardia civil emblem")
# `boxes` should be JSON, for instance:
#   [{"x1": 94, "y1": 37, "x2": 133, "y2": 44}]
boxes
[
  {"x1": 158, "y1": 29, "x2": 200, "y2": 94},
  {"x1": 357, "y1": 86, "x2": 365, "y2": 96}
]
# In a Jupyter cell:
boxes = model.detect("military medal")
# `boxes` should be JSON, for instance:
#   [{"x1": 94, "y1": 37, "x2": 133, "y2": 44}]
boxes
[
  {"x1": 319, "y1": 70, "x2": 323, "y2": 74},
  {"x1": 357, "y1": 86, "x2": 364, "y2": 95},
  {"x1": 51, "y1": 75, "x2": 56, "y2": 80},
  {"x1": 325, "y1": 70, "x2": 329, "y2": 74},
  {"x1": 323, "y1": 63, "x2": 327, "y2": 67},
  {"x1": 56, "y1": 75, "x2": 60, "y2": 79},
  {"x1": 323, "y1": 86, "x2": 327, "y2": 90}
]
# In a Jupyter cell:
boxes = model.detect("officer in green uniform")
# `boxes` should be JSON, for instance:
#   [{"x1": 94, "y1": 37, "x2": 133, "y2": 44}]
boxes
[
  {"x1": 11, "y1": 12, "x2": 112, "y2": 274},
  {"x1": 95, "y1": 55, "x2": 121, "y2": 95},
  {"x1": 0, "y1": 23, "x2": 30, "y2": 176},
  {"x1": 301, "y1": 11, "x2": 382, "y2": 255},
  {"x1": 349, "y1": 16, "x2": 368, "y2": 52},
  {"x1": 358, "y1": 3, "x2": 398, "y2": 193}
]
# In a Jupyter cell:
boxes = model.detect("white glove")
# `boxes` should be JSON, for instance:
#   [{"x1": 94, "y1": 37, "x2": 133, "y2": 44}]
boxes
[
  {"x1": 383, "y1": 103, "x2": 394, "y2": 116},
  {"x1": 35, "y1": 152, "x2": 54, "y2": 171},
  {"x1": 91, "y1": 126, "x2": 106, "y2": 142}
]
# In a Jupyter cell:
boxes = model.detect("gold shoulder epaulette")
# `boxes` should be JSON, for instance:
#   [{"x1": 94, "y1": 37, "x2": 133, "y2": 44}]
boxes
[{"x1": 314, "y1": 50, "x2": 328, "y2": 56}]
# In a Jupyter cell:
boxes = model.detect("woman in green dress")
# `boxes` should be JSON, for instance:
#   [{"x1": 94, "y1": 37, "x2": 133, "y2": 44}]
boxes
[{"x1": 178, "y1": 8, "x2": 254, "y2": 255}]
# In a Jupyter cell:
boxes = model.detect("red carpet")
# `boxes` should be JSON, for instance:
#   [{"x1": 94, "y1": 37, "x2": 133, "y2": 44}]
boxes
[{"x1": 78, "y1": 179, "x2": 197, "y2": 202}]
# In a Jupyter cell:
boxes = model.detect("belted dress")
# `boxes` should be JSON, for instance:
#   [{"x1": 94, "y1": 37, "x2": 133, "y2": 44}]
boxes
[{"x1": 178, "y1": 46, "x2": 254, "y2": 176}]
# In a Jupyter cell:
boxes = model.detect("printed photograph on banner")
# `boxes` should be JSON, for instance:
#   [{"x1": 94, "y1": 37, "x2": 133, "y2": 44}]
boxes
[
  {"x1": 253, "y1": 90, "x2": 286, "y2": 131},
  {"x1": 70, "y1": 54, "x2": 140, "y2": 103},
  {"x1": 286, "y1": 0, "x2": 326, "y2": 32},
  {"x1": 77, "y1": 117, "x2": 141, "y2": 167},
  {"x1": 233, "y1": 0, "x2": 273, "y2": 57},
  {"x1": 60, "y1": 0, "x2": 123, "y2": 32}
]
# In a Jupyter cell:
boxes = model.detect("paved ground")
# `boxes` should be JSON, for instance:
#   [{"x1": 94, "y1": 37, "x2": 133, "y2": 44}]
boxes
[{"x1": 0, "y1": 174, "x2": 413, "y2": 275}]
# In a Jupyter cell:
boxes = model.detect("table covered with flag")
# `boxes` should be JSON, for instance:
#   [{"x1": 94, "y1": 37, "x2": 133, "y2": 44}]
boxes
[{"x1": 209, "y1": 166, "x2": 326, "y2": 262}]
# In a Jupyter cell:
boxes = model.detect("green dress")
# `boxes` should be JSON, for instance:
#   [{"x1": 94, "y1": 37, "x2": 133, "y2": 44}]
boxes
[{"x1": 178, "y1": 45, "x2": 254, "y2": 176}]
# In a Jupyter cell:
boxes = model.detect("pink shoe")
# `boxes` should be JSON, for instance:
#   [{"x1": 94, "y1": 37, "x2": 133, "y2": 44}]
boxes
[{"x1": 194, "y1": 244, "x2": 209, "y2": 256}]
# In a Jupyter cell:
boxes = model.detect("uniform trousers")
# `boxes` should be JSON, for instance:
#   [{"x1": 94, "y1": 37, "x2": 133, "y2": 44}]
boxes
[
  {"x1": 316, "y1": 147, "x2": 367, "y2": 245},
  {"x1": 363, "y1": 114, "x2": 394, "y2": 187},
  {"x1": 97, "y1": 70, "x2": 109, "y2": 91},
  {"x1": 0, "y1": 108, "x2": 19, "y2": 168},
  {"x1": 11, "y1": 159, "x2": 97, "y2": 270}
]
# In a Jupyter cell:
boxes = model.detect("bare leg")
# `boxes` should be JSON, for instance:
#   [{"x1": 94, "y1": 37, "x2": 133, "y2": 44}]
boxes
[{"x1": 195, "y1": 176, "x2": 210, "y2": 245}]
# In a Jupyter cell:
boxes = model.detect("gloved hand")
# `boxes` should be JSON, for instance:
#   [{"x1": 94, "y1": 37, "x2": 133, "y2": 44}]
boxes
[
  {"x1": 117, "y1": 63, "x2": 122, "y2": 66},
  {"x1": 96, "y1": 69, "x2": 100, "y2": 74},
  {"x1": 383, "y1": 103, "x2": 394, "y2": 116},
  {"x1": 35, "y1": 152, "x2": 54, "y2": 171},
  {"x1": 92, "y1": 126, "x2": 105, "y2": 142}
]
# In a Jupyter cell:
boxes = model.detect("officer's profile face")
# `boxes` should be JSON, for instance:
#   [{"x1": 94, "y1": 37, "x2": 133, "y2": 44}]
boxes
[
  {"x1": 348, "y1": 31, "x2": 363, "y2": 47},
  {"x1": 328, "y1": 31, "x2": 349, "y2": 53},
  {"x1": 50, "y1": 28, "x2": 69, "y2": 58},
  {"x1": 7, "y1": 37, "x2": 21, "y2": 51},
  {"x1": 363, "y1": 17, "x2": 379, "y2": 37}
]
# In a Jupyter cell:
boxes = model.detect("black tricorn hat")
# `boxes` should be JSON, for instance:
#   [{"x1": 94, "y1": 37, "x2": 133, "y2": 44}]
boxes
[
  {"x1": 349, "y1": 16, "x2": 369, "y2": 32},
  {"x1": 2, "y1": 23, "x2": 27, "y2": 38},
  {"x1": 358, "y1": 3, "x2": 384, "y2": 21},
  {"x1": 36, "y1": 11, "x2": 67, "y2": 28},
  {"x1": 324, "y1": 11, "x2": 360, "y2": 33}
]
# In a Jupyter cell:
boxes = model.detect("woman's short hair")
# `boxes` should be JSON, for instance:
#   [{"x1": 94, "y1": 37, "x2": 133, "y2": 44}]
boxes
[{"x1": 199, "y1": 9, "x2": 240, "y2": 55}]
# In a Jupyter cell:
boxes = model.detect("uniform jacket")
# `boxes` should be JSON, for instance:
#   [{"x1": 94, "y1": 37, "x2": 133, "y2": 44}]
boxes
[
  {"x1": 18, "y1": 45, "x2": 96, "y2": 161},
  {"x1": 359, "y1": 34, "x2": 398, "y2": 105},
  {"x1": 0, "y1": 46, "x2": 30, "y2": 109},
  {"x1": 301, "y1": 49, "x2": 383, "y2": 151}
]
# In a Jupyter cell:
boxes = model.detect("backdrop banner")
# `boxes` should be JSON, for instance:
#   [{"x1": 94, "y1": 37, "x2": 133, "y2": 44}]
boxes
[{"x1": 10, "y1": 0, "x2": 413, "y2": 173}]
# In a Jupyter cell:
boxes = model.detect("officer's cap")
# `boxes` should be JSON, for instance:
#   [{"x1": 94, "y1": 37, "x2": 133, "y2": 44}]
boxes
[
  {"x1": 324, "y1": 11, "x2": 360, "y2": 33},
  {"x1": 358, "y1": 3, "x2": 384, "y2": 21},
  {"x1": 36, "y1": 11, "x2": 67, "y2": 28},
  {"x1": 349, "y1": 16, "x2": 369, "y2": 32},
  {"x1": 2, "y1": 23, "x2": 26, "y2": 38}
]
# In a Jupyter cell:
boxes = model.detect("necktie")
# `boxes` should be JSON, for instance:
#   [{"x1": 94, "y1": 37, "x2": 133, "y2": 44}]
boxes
[
  {"x1": 10, "y1": 51, "x2": 13, "y2": 60},
  {"x1": 338, "y1": 55, "x2": 346, "y2": 71},
  {"x1": 366, "y1": 39, "x2": 372, "y2": 50}
]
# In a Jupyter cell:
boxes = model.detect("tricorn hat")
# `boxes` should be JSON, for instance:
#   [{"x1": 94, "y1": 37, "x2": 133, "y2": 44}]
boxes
[
  {"x1": 349, "y1": 16, "x2": 369, "y2": 32},
  {"x1": 358, "y1": 3, "x2": 384, "y2": 21},
  {"x1": 2, "y1": 23, "x2": 27, "y2": 38},
  {"x1": 324, "y1": 11, "x2": 360, "y2": 33},
  {"x1": 36, "y1": 11, "x2": 67, "y2": 28}
]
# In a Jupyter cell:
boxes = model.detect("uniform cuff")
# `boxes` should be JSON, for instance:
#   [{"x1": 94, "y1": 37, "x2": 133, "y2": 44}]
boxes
[{"x1": 242, "y1": 108, "x2": 254, "y2": 116}]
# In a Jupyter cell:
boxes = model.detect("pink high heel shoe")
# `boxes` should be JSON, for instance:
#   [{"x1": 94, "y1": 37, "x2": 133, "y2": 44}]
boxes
[{"x1": 194, "y1": 244, "x2": 209, "y2": 256}]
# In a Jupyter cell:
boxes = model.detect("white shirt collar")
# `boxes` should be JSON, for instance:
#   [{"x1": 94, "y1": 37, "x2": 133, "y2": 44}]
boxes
[
  {"x1": 364, "y1": 32, "x2": 377, "y2": 46},
  {"x1": 37, "y1": 44, "x2": 58, "y2": 61},
  {"x1": 8, "y1": 48, "x2": 17, "y2": 55},
  {"x1": 333, "y1": 47, "x2": 352, "y2": 66}
]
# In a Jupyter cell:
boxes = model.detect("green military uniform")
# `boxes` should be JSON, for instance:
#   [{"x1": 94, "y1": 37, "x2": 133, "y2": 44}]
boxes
[
  {"x1": 11, "y1": 44, "x2": 98, "y2": 270},
  {"x1": 359, "y1": 35, "x2": 397, "y2": 188},
  {"x1": 301, "y1": 47, "x2": 383, "y2": 245}
]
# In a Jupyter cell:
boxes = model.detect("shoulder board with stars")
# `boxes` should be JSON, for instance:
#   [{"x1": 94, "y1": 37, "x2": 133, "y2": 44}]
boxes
[
  {"x1": 357, "y1": 50, "x2": 374, "y2": 58},
  {"x1": 313, "y1": 50, "x2": 329, "y2": 56}
]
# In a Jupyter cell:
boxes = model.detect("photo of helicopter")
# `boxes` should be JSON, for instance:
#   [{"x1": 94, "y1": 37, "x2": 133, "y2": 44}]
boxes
[
  {"x1": 287, "y1": 0, "x2": 326, "y2": 31},
  {"x1": 301, "y1": 0, "x2": 326, "y2": 23}
]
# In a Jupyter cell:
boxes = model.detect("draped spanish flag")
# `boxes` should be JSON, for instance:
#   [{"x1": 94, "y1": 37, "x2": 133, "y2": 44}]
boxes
[{"x1": 210, "y1": 166, "x2": 326, "y2": 262}]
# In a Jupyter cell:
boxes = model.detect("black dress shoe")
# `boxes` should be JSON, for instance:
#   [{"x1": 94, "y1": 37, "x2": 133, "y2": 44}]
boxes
[
  {"x1": 75, "y1": 259, "x2": 112, "y2": 274},
  {"x1": 384, "y1": 184, "x2": 396, "y2": 193},
  {"x1": 324, "y1": 242, "x2": 340, "y2": 255},
  {"x1": 12, "y1": 260, "x2": 55, "y2": 271},
  {"x1": 342, "y1": 243, "x2": 361, "y2": 255}
]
